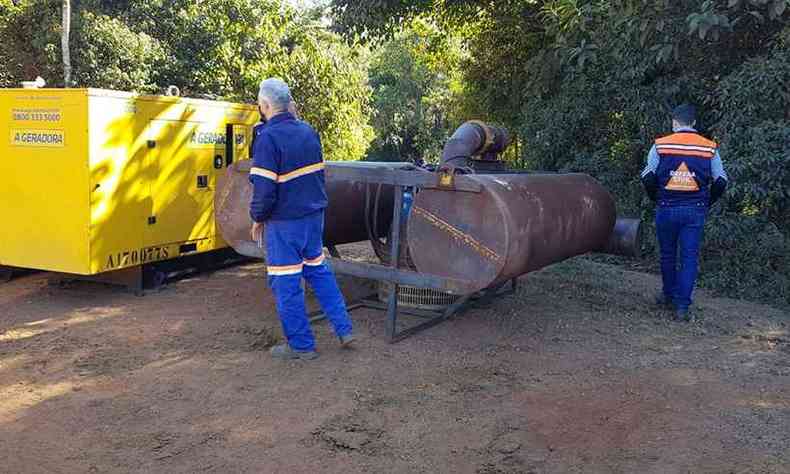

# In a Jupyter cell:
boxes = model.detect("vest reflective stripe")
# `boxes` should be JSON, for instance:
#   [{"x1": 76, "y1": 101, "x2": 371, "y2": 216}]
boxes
[
  {"x1": 655, "y1": 132, "x2": 717, "y2": 148},
  {"x1": 655, "y1": 133, "x2": 717, "y2": 160},
  {"x1": 656, "y1": 147, "x2": 714, "y2": 159},
  {"x1": 656, "y1": 144, "x2": 715, "y2": 159},
  {"x1": 656, "y1": 144, "x2": 715, "y2": 153}
]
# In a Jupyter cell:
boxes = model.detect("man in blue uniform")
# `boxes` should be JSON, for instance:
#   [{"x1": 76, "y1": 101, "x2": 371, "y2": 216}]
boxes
[
  {"x1": 250, "y1": 78, "x2": 354, "y2": 360},
  {"x1": 641, "y1": 104, "x2": 728, "y2": 322}
]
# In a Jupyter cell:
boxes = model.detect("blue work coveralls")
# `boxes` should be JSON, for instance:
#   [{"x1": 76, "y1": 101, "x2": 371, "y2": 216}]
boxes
[
  {"x1": 249, "y1": 112, "x2": 352, "y2": 352},
  {"x1": 641, "y1": 127, "x2": 728, "y2": 312}
]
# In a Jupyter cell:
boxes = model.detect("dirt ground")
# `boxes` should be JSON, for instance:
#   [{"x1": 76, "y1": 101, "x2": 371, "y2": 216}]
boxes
[{"x1": 1, "y1": 245, "x2": 789, "y2": 474}]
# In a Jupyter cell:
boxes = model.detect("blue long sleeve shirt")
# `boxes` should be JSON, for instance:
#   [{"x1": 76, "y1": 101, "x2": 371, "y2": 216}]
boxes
[{"x1": 249, "y1": 112, "x2": 328, "y2": 222}]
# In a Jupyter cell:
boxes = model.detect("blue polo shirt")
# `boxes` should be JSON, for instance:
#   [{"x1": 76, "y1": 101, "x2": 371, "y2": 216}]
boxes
[{"x1": 249, "y1": 112, "x2": 328, "y2": 222}]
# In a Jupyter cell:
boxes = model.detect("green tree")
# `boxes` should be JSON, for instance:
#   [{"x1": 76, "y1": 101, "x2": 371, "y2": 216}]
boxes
[
  {"x1": 366, "y1": 19, "x2": 468, "y2": 162},
  {"x1": 0, "y1": 0, "x2": 62, "y2": 86},
  {"x1": 515, "y1": 1, "x2": 790, "y2": 302},
  {"x1": 0, "y1": 0, "x2": 16, "y2": 87},
  {"x1": 1, "y1": 0, "x2": 374, "y2": 161},
  {"x1": 71, "y1": 11, "x2": 165, "y2": 92},
  {"x1": 333, "y1": 0, "x2": 790, "y2": 305},
  {"x1": 94, "y1": 0, "x2": 374, "y2": 160}
]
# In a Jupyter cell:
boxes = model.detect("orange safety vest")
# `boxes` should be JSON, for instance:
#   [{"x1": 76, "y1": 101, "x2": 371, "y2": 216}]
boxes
[{"x1": 654, "y1": 132, "x2": 717, "y2": 206}]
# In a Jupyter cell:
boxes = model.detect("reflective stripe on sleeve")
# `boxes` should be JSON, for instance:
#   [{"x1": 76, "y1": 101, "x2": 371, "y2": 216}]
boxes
[
  {"x1": 251, "y1": 167, "x2": 278, "y2": 181},
  {"x1": 278, "y1": 162, "x2": 324, "y2": 183}
]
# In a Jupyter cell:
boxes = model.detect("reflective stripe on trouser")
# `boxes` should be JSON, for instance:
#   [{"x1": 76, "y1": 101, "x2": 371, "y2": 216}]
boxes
[
  {"x1": 265, "y1": 211, "x2": 352, "y2": 351},
  {"x1": 655, "y1": 205, "x2": 706, "y2": 311}
]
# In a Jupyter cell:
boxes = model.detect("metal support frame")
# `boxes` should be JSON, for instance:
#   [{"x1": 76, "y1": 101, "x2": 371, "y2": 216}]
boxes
[
  {"x1": 306, "y1": 163, "x2": 521, "y2": 343},
  {"x1": 308, "y1": 277, "x2": 518, "y2": 343}
]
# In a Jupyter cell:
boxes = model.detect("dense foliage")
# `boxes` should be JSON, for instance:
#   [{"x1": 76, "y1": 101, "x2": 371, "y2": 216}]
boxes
[
  {"x1": 365, "y1": 19, "x2": 468, "y2": 162},
  {"x1": 332, "y1": 0, "x2": 790, "y2": 305},
  {"x1": 0, "y1": 0, "x2": 373, "y2": 161},
  {"x1": 1, "y1": 0, "x2": 788, "y2": 305}
]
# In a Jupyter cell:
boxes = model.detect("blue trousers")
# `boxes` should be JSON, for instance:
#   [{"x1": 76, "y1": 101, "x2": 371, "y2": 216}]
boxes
[
  {"x1": 265, "y1": 211, "x2": 352, "y2": 351},
  {"x1": 655, "y1": 205, "x2": 707, "y2": 312}
]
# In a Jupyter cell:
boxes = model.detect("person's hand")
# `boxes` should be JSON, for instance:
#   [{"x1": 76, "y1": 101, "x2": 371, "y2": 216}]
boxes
[{"x1": 251, "y1": 222, "x2": 264, "y2": 244}]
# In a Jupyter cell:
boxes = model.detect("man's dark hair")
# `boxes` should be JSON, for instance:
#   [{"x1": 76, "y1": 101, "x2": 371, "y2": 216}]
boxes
[{"x1": 672, "y1": 103, "x2": 696, "y2": 126}]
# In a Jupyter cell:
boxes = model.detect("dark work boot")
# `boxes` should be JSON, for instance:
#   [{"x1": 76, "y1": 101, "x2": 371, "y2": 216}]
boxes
[
  {"x1": 655, "y1": 293, "x2": 673, "y2": 309},
  {"x1": 675, "y1": 309, "x2": 694, "y2": 323},
  {"x1": 270, "y1": 344, "x2": 319, "y2": 360},
  {"x1": 339, "y1": 334, "x2": 355, "y2": 349}
]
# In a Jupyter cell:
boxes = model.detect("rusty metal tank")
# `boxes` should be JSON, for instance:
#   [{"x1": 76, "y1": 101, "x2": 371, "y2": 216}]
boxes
[
  {"x1": 215, "y1": 161, "x2": 395, "y2": 253},
  {"x1": 406, "y1": 173, "x2": 617, "y2": 293}
]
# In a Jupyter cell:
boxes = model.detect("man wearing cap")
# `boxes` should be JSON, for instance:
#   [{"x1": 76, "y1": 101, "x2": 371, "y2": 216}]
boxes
[
  {"x1": 641, "y1": 104, "x2": 729, "y2": 322},
  {"x1": 250, "y1": 77, "x2": 354, "y2": 360}
]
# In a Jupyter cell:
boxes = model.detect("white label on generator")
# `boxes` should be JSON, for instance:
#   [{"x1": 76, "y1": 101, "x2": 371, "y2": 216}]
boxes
[
  {"x1": 11, "y1": 108, "x2": 62, "y2": 122},
  {"x1": 10, "y1": 129, "x2": 65, "y2": 147},
  {"x1": 190, "y1": 129, "x2": 227, "y2": 148}
]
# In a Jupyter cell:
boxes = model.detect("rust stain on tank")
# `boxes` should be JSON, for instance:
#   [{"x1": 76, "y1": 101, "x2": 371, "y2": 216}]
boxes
[{"x1": 411, "y1": 206, "x2": 503, "y2": 264}]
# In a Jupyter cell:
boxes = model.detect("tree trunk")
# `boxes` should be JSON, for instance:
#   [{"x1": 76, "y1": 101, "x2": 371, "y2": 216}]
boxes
[{"x1": 62, "y1": 0, "x2": 71, "y2": 87}]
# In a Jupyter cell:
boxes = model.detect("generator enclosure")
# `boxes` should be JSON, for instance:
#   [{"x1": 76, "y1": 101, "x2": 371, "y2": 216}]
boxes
[{"x1": 0, "y1": 88, "x2": 258, "y2": 275}]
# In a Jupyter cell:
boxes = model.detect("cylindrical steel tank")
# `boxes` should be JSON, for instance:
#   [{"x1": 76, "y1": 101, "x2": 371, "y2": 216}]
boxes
[
  {"x1": 406, "y1": 173, "x2": 617, "y2": 293},
  {"x1": 215, "y1": 161, "x2": 395, "y2": 252},
  {"x1": 600, "y1": 218, "x2": 642, "y2": 258}
]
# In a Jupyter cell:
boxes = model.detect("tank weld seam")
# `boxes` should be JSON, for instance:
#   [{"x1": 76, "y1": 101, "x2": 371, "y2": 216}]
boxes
[{"x1": 412, "y1": 206, "x2": 502, "y2": 263}]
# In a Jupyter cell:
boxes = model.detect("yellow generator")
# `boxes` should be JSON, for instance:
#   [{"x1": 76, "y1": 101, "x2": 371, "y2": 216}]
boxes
[{"x1": 0, "y1": 88, "x2": 258, "y2": 289}]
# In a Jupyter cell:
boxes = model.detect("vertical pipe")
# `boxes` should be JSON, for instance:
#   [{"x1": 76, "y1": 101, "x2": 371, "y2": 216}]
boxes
[{"x1": 386, "y1": 186, "x2": 403, "y2": 341}]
